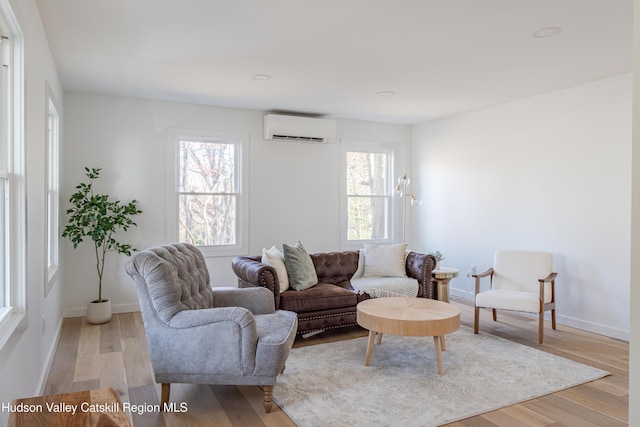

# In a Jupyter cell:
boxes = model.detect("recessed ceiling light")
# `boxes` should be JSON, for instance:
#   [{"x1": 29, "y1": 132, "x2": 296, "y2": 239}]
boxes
[
  {"x1": 533, "y1": 27, "x2": 562, "y2": 38},
  {"x1": 377, "y1": 91, "x2": 395, "y2": 96},
  {"x1": 253, "y1": 74, "x2": 272, "y2": 80}
]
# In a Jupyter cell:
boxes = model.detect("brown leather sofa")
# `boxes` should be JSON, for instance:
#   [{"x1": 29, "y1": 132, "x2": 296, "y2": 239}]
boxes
[{"x1": 231, "y1": 250, "x2": 437, "y2": 335}]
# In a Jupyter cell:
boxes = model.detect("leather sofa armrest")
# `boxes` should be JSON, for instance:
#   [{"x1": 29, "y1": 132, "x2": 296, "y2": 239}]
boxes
[
  {"x1": 406, "y1": 252, "x2": 437, "y2": 299},
  {"x1": 231, "y1": 256, "x2": 281, "y2": 308}
]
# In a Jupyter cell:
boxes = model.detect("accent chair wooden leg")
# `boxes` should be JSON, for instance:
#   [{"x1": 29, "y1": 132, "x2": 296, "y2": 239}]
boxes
[
  {"x1": 474, "y1": 307, "x2": 480, "y2": 334},
  {"x1": 160, "y1": 383, "x2": 170, "y2": 411},
  {"x1": 538, "y1": 313, "x2": 544, "y2": 344},
  {"x1": 492, "y1": 309, "x2": 497, "y2": 321},
  {"x1": 551, "y1": 309, "x2": 557, "y2": 330},
  {"x1": 263, "y1": 385, "x2": 273, "y2": 413}
]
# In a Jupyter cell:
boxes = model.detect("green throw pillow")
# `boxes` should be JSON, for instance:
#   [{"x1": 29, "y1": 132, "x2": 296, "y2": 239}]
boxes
[{"x1": 283, "y1": 241, "x2": 318, "y2": 291}]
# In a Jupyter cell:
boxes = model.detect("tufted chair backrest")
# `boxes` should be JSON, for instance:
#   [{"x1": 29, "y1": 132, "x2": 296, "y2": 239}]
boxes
[
  {"x1": 126, "y1": 243, "x2": 214, "y2": 323},
  {"x1": 310, "y1": 251, "x2": 359, "y2": 287}
]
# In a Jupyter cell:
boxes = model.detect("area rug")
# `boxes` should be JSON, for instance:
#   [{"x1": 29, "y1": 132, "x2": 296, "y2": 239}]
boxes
[{"x1": 274, "y1": 326, "x2": 609, "y2": 427}]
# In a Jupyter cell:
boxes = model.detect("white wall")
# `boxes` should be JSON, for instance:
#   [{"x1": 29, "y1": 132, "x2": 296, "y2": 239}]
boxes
[
  {"x1": 0, "y1": 0, "x2": 64, "y2": 424},
  {"x1": 628, "y1": 0, "x2": 639, "y2": 423},
  {"x1": 412, "y1": 74, "x2": 632, "y2": 340},
  {"x1": 61, "y1": 93, "x2": 412, "y2": 316}
]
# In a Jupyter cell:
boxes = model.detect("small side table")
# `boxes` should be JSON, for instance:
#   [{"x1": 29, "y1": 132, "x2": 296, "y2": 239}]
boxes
[{"x1": 432, "y1": 267, "x2": 459, "y2": 303}]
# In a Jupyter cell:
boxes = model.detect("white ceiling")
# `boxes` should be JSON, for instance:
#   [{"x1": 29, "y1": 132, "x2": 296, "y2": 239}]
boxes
[{"x1": 35, "y1": 0, "x2": 633, "y2": 125}]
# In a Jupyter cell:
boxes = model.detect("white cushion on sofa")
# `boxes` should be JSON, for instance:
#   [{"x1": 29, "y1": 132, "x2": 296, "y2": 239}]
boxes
[
  {"x1": 352, "y1": 249, "x2": 365, "y2": 279},
  {"x1": 262, "y1": 246, "x2": 289, "y2": 292},
  {"x1": 351, "y1": 276, "x2": 419, "y2": 298},
  {"x1": 363, "y1": 243, "x2": 407, "y2": 278}
]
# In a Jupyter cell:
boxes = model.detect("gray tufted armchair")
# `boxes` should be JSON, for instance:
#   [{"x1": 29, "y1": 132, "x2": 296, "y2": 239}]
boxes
[{"x1": 125, "y1": 243, "x2": 298, "y2": 413}]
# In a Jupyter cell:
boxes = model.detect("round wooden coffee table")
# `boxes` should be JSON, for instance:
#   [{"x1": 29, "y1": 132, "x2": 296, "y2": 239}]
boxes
[{"x1": 356, "y1": 297, "x2": 460, "y2": 374}]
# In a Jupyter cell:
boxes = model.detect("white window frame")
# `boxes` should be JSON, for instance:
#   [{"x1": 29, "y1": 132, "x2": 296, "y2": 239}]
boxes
[
  {"x1": 0, "y1": 0, "x2": 25, "y2": 351},
  {"x1": 166, "y1": 128, "x2": 249, "y2": 257},
  {"x1": 340, "y1": 140, "x2": 396, "y2": 249},
  {"x1": 44, "y1": 83, "x2": 60, "y2": 295}
]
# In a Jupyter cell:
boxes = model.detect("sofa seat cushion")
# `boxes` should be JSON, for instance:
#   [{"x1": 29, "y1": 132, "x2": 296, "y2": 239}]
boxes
[
  {"x1": 351, "y1": 277, "x2": 419, "y2": 298},
  {"x1": 279, "y1": 283, "x2": 358, "y2": 313}
]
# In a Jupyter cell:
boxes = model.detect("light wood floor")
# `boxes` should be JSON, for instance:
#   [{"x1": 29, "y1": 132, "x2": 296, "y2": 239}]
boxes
[{"x1": 44, "y1": 297, "x2": 629, "y2": 426}]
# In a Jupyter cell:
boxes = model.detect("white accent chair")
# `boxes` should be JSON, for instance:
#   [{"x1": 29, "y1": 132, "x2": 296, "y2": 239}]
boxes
[{"x1": 473, "y1": 250, "x2": 557, "y2": 344}]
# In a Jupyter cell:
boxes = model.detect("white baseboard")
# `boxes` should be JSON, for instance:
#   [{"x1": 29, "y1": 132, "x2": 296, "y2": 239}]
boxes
[
  {"x1": 37, "y1": 317, "x2": 63, "y2": 395},
  {"x1": 450, "y1": 287, "x2": 475, "y2": 300},
  {"x1": 449, "y1": 287, "x2": 629, "y2": 342},
  {"x1": 63, "y1": 302, "x2": 140, "y2": 318},
  {"x1": 558, "y1": 315, "x2": 629, "y2": 342}
]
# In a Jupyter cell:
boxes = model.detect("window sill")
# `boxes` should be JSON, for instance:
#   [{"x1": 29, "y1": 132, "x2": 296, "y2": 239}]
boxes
[
  {"x1": 0, "y1": 310, "x2": 26, "y2": 352},
  {"x1": 197, "y1": 245, "x2": 248, "y2": 258}
]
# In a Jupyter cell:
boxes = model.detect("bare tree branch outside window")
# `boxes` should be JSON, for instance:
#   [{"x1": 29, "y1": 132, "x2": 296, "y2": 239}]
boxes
[
  {"x1": 346, "y1": 151, "x2": 390, "y2": 240},
  {"x1": 178, "y1": 139, "x2": 237, "y2": 246}
]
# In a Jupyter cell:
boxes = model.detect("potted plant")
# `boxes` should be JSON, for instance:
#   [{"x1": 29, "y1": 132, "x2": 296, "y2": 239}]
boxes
[
  {"x1": 62, "y1": 167, "x2": 142, "y2": 324},
  {"x1": 429, "y1": 251, "x2": 445, "y2": 270}
]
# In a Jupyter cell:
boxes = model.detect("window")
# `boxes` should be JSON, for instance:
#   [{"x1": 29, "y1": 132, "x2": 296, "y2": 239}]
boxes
[
  {"x1": 0, "y1": 1, "x2": 25, "y2": 350},
  {"x1": 0, "y1": 179, "x2": 5, "y2": 308},
  {"x1": 345, "y1": 146, "x2": 393, "y2": 242},
  {"x1": 168, "y1": 129, "x2": 248, "y2": 257},
  {"x1": 45, "y1": 87, "x2": 60, "y2": 294},
  {"x1": 178, "y1": 139, "x2": 237, "y2": 245},
  {"x1": 0, "y1": 35, "x2": 7, "y2": 311}
]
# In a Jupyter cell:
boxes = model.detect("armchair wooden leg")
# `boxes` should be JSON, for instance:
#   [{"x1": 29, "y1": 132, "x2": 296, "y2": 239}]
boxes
[
  {"x1": 160, "y1": 383, "x2": 170, "y2": 411},
  {"x1": 551, "y1": 309, "x2": 557, "y2": 330},
  {"x1": 263, "y1": 385, "x2": 273, "y2": 413},
  {"x1": 474, "y1": 306, "x2": 480, "y2": 334},
  {"x1": 538, "y1": 313, "x2": 544, "y2": 344},
  {"x1": 492, "y1": 309, "x2": 497, "y2": 321}
]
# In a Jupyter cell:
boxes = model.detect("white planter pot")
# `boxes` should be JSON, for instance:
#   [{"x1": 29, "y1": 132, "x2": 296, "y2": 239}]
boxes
[{"x1": 87, "y1": 299, "x2": 112, "y2": 324}]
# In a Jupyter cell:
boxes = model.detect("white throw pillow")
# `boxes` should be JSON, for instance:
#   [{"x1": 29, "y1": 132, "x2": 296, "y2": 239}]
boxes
[
  {"x1": 262, "y1": 246, "x2": 289, "y2": 292},
  {"x1": 363, "y1": 243, "x2": 408, "y2": 278},
  {"x1": 352, "y1": 249, "x2": 365, "y2": 279}
]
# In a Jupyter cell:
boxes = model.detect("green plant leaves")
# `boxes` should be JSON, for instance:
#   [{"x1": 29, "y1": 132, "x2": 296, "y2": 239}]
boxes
[{"x1": 61, "y1": 167, "x2": 142, "y2": 301}]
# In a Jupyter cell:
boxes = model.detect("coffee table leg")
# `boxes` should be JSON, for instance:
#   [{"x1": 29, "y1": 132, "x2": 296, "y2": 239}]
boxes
[
  {"x1": 376, "y1": 332, "x2": 383, "y2": 345},
  {"x1": 440, "y1": 335, "x2": 446, "y2": 351},
  {"x1": 365, "y1": 330, "x2": 376, "y2": 366},
  {"x1": 433, "y1": 336, "x2": 445, "y2": 375}
]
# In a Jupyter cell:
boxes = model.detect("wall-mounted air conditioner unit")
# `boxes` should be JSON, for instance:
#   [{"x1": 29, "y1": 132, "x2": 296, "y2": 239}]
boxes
[{"x1": 263, "y1": 114, "x2": 337, "y2": 143}]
